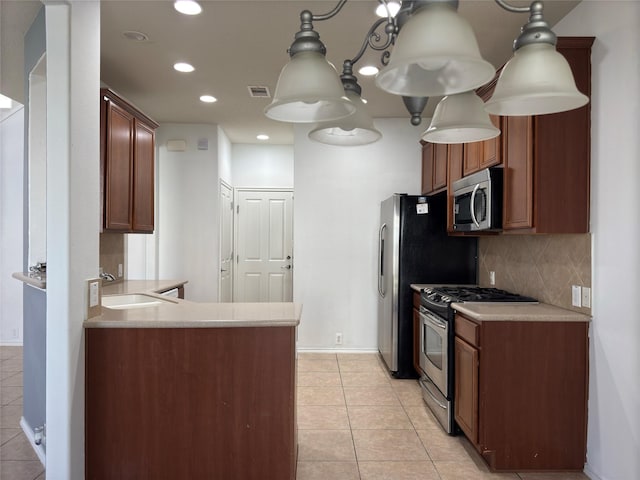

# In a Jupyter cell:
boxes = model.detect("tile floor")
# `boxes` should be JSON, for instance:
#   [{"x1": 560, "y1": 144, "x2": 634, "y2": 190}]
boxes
[
  {"x1": 0, "y1": 345, "x2": 45, "y2": 480},
  {"x1": 296, "y1": 352, "x2": 591, "y2": 480},
  {"x1": 0, "y1": 346, "x2": 590, "y2": 480}
]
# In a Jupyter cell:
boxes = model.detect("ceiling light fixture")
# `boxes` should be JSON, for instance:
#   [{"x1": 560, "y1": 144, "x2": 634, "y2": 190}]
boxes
[
  {"x1": 257, "y1": 134, "x2": 270, "y2": 141},
  {"x1": 173, "y1": 62, "x2": 195, "y2": 73},
  {"x1": 0, "y1": 93, "x2": 13, "y2": 109},
  {"x1": 358, "y1": 65, "x2": 379, "y2": 76},
  {"x1": 421, "y1": 91, "x2": 500, "y2": 144},
  {"x1": 375, "y1": 0, "x2": 401, "y2": 18},
  {"x1": 199, "y1": 95, "x2": 217, "y2": 103},
  {"x1": 484, "y1": 0, "x2": 588, "y2": 115},
  {"x1": 268, "y1": 0, "x2": 587, "y2": 143},
  {"x1": 174, "y1": 1, "x2": 202, "y2": 16}
]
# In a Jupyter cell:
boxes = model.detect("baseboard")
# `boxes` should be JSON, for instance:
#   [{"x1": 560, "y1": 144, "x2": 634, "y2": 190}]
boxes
[
  {"x1": 297, "y1": 347, "x2": 379, "y2": 354},
  {"x1": 20, "y1": 417, "x2": 46, "y2": 466},
  {"x1": 0, "y1": 341, "x2": 23, "y2": 346},
  {"x1": 584, "y1": 463, "x2": 603, "y2": 480}
]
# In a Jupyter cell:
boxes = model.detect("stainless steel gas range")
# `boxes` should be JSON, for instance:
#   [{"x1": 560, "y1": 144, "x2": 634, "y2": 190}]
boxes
[{"x1": 417, "y1": 286, "x2": 537, "y2": 434}]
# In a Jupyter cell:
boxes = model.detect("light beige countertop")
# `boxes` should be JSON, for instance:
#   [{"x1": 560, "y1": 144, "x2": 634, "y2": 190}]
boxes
[
  {"x1": 87, "y1": 279, "x2": 301, "y2": 329},
  {"x1": 452, "y1": 302, "x2": 590, "y2": 322},
  {"x1": 12, "y1": 272, "x2": 47, "y2": 289}
]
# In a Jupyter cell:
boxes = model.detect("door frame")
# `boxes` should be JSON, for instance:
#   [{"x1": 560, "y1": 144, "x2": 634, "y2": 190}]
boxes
[
  {"x1": 218, "y1": 179, "x2": 233, "y2": 301},
  {"x1": 232, "y1": 187, "x2": 294, "y2": 302}
]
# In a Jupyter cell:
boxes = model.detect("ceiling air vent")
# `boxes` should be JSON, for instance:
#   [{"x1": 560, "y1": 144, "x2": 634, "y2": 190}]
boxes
[{"x1": 247, "y1": 86, "x2": 271, "y2": 98}]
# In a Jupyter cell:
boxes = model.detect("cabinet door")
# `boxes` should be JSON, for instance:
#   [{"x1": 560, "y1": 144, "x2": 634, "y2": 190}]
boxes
[
  {"x1": 462, "y1": 142, "x2": 481, "y2": 177},
  {"x1": 132, "y1": 120, "x2": 155, "y2": 232},
  {"x1": 433, "y1": 144, "x2": 448, "y2": 191},
  {"x1": 421, "y1": 143, "x2": 434, "y2": 195},
  {"x1": 454, "y1": 336, "x2": 479, "y2": 445},
  {"x1": 104, "y1": 102, "x2": 134, "y2": 231},
  {"x1": 480, "y1": 115, "x2": 501, "y2": 169},
  {"x1": 503, "y1": 116, "x2": 534, "y2": 230}
]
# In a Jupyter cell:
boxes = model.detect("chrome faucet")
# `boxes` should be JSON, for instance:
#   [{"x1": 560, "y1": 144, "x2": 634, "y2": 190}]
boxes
[{"x1": 100, "y1": 272, "x2": 116, "y2": 282}]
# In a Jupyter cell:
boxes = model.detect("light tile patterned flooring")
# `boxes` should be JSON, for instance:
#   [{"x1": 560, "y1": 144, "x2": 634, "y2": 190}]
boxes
[
  {"x1": 0, "y1": 346, "x2": 590, "y2": 480},
  {"x1": 0, "y1": 346, "x2": 45, "y2": 480},
  {"x1": 296, "y1": 352, "x2": 591, "y2": 480}
]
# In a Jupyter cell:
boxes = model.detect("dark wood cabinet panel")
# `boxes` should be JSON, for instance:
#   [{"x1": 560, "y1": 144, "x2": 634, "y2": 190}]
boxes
[
  {"x1": 104, "y1": 102, "x2": 134, "y2": 231},
  {"x1": 132, "y1": 120, "x2": 155, "y2": 232},
  {"x1": 462, "y1": 115, "x2": 502, "y2": 177},
  {"x1": 421, "y1": 142, "x2": 434, "y2": 195},
  {"x1": 101, "y1": 88, "x2": 158, "y2": 233},
  {"x1": 454, "y1": 336, "x2": 478, "y2": 444},
  {"x1": 454, "y1": 314, "x2": 589, "y2": 472},
  {"x1": 501, "y1": 37, "x2": 593, "y2": 234},
  {"x1": 421, "y1": 142, "x2": 447, "y2": 195},
  {"x1": 86, "y1": 326, "x2": 297, "y2": 480}
]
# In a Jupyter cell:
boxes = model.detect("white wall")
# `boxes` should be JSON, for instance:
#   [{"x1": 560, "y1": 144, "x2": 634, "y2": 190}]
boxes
[
  {"x1": 293, "y1": 118, "x2": 423, "y2": 351},
  {"x1": 0, "y1": 105, "x2": 24, "y2": 344},
  {"x1": 232, "y1": 144, "x2": 294, "y2": 188},
  {"x1": 554, "y1": 3, "x2": 640, "y2": 479},
  {"x1": 155, "y1": 123, "x2": 221, "y2": 302}
]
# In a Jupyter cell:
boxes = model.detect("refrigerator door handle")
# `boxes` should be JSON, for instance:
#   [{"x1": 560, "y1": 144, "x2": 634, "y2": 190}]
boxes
[{"x1": 378, "y1": 223, "x2": 387, "y2": 298}]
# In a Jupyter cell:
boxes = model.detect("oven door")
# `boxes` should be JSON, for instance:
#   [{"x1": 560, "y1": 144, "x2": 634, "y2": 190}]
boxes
[{"x1": 419, "y1": 307, "x2": 449, "y2": 398}]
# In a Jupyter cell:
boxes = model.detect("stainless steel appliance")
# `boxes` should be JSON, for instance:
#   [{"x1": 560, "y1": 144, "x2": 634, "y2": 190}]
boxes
[
  {"x1": 452, "y1": 167, "x2": 503, "y2": 232},
  {"x1": 377, "y1": 193, "x2": 477, "y2": 379},
  {"x1": 418, "y1": 286, "x2": 537, "y2": 434}
]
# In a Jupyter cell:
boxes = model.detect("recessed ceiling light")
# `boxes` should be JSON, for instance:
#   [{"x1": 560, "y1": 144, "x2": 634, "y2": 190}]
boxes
[
  {"x1": 358, "y1": 65, "x2": 379, "y2": 76},
  {"x1": 0, "y1": 93, "x2": 13, "y2": 109},
  {"x1": 200, "y1": 95, "x2": 217, "y2": 103},
  {"x1": 174, "y1": 62, "x2": 195, "y2": 73},
  {"x1": 122, "y1": 30, "x2": 149, "y2": 42},
  {"x1": 256, "y1": 134, "x2": 269, "y2": 141},
  {"x1": 174, "y1": 0, "x2": 202, "y2": 15},
  {"x1": 375, "y1": 0, "x2": 401, "y2": 18}
]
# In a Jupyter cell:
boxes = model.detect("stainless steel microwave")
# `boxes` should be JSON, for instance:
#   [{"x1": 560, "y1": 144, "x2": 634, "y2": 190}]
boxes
[{"x1": 452, "y1": 167, "x2": 503, "y2": 232}]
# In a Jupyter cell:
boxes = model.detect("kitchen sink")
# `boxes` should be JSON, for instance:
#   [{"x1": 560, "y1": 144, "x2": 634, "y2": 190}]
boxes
[{"x1": 102, "y1": 294, "x2": 173, "y2": 310}]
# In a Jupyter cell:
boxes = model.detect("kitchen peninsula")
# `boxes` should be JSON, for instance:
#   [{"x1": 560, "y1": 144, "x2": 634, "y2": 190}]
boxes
[{"x1": 84, "y1": 284, "x2": 301, "y2": 480}]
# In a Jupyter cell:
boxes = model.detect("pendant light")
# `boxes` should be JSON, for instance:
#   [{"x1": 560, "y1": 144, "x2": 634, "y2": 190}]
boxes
[
  {"x1": 375, "y1": 0, "x2": 495, "y2": 97},
  {"x1": 264, "y1": 10, "x2": 355, "y2": 123},
  {"x1": 485, "y1": 0, "x2": 588, "y2": 116},
  {"x1": 309, "y1": 61, "x2": 382, "y2": 146},
  {"x1": 422, "y1": 91, "x2": 500, "y2": 144}
]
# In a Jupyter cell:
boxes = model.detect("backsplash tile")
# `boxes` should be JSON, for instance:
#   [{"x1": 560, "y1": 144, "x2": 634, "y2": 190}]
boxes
[
  {"x1": 99, "y1": 232, "x2": 124, "y2": 283},
  {"x1": 478, "y1": 234, "x2": 591, "y2": 314}
]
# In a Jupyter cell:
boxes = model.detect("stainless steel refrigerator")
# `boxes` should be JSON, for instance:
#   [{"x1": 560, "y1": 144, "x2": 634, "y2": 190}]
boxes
[{"x1": 377, "y1": 193, "x2": 477, "y2": 378}]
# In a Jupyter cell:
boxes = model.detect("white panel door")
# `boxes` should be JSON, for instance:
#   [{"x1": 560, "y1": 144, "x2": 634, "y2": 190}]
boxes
[
  {"x1": 219, "y1": 181, "x2": 233, "y2": 302},
  {"x1": 234, "y1": 189, "x2": 293, "y2": 302}
]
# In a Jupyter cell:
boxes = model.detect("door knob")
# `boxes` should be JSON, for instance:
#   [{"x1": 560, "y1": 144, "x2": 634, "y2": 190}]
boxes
[{"x1": 281, "y1": 265, "x2": 292, "y2": 270}]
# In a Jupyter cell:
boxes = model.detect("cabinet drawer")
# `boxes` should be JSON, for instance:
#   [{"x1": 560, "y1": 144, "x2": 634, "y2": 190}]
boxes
[{"x1": 455, "y1": 315, "x2": 480, "y2": 347}]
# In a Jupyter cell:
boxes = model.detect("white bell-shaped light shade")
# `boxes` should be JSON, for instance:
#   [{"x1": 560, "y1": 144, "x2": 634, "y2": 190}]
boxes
[
  {"x1": 308, "y1": 91, "x2": 382, "y2": 146},
  {"x1": 421, "y1": 91, "x2": 500, "y2": 144},
  {"x1": 375, "y1": 2, "x2": 495, "y2": 97},
  {"x1": 265, "y1": 51, "x2": 356, "y2": 123},
  {"x1": 484, "y1": 43, "x2": 588, "y2": 116}
]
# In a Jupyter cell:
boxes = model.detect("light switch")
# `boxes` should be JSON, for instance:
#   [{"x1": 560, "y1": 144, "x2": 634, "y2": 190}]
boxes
[
  {"x1": 571, "y1": 285, "x2": 582, "y2": 308},
  {"x1": 581, "y1": 287, "x2": 591, "y2": 308}
]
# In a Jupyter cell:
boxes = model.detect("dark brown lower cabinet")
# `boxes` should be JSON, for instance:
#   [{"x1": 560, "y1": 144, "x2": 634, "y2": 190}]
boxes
[
  {"x1": 454, "y1": 314, "x2": 589, "y2": 472},
  {"x1": 86, "y1": 326, "x2": 297, "y2": 480}
]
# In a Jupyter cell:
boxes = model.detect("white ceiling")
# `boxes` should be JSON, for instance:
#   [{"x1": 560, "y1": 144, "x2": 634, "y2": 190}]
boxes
[{"x1": 1, "y1": 0, "x2": 581, "y2": 145}]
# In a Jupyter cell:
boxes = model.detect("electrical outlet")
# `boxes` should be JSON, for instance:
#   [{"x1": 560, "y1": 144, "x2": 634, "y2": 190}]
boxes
[
  {"x1": 118, "y1": 263, "x2": 123, "y2": 277},
  {"x1": 335, "y1": 333, "x2": 343, "y2": 345},
  {"x1": 89, "y1": 281, "x2": 100, "y2": 307},
  {"x1": 571, "y1": 285, "x2": 582, "y2": 308},
  {"x1": 581, "y1": 287, "x2": 591, "y2": 308},
  {"x1": 87, "y1": 278, "x2": 102, "y2": 318},
  {"x1": 489, "y1": 271, "x2": 496, "y2": 286}
]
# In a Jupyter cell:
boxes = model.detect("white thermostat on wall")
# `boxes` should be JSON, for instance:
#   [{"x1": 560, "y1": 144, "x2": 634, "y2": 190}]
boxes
[{"x1": 416, "y1": 203, "x2": 429, "y2": 214}]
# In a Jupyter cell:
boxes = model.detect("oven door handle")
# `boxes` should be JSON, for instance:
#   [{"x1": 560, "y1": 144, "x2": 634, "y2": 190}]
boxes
[
  {"x1": 470, "y1": 183, "x2": 481, "y2": 228},
  {"x1": 419, "y1": 378, "x2": 447, "y2": 410},
  {"x1": 419, "y1": 309, "x2": 447, "y2": 330}
]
